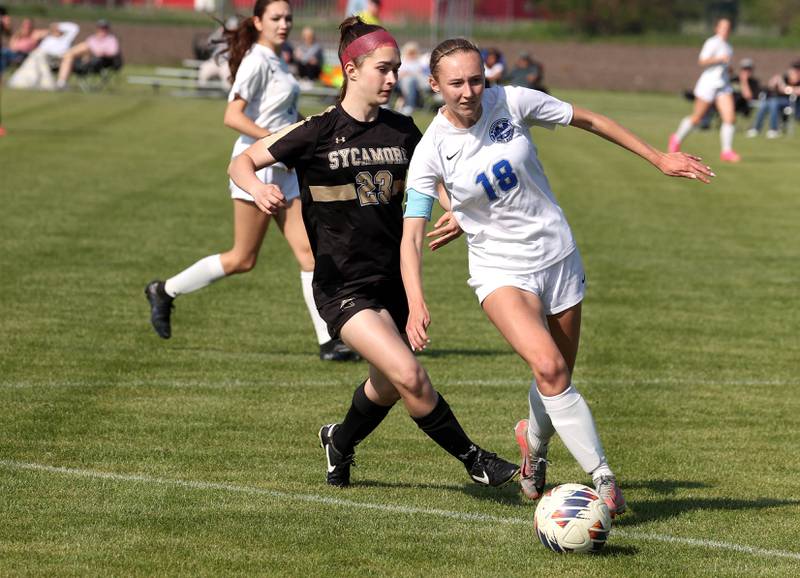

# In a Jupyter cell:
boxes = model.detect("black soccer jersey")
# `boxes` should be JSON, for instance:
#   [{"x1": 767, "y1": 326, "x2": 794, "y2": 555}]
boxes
[{"x1": 264, "y1": 103, "x2": 422, "y2": 308}]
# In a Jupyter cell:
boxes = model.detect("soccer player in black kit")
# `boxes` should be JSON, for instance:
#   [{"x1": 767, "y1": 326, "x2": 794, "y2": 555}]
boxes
[{"x1": 229, "y1": 16, "x2": 518, "y2": 488}]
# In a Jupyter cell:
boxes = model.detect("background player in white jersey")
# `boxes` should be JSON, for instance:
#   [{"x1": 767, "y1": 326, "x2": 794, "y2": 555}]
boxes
[
  {"x1": 145, "y1": 0, "x2": 355, "y2": 361},
  {"x1": 669, "y1": 17, "x2": 741, "y2": 163},
  {"x1": 229, "y1": 18, "x2": 518, "y2": 489},
  {"x1": 401, "y1": 38, "x2": 714, "y2": 516}
]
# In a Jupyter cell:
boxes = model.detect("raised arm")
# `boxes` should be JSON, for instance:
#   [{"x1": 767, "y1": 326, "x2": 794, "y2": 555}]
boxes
[
  {"x1": 228, "y1": 140, "x2": 286, "y2": 214},
  {"x1": 569, "y1": 106, "x2": 715, "y2": 183}
]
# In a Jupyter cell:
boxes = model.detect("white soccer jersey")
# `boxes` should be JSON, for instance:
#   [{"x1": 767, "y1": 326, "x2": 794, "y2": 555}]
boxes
[
  {"x1": 406, "y1": 85, "x2": 576, "y2": 274},
  {"x1": 696, "y1": 34, "x2": 733, "y2": 90},
  {"x1": 228, "y1": 43, "x2": 300, "y2": 150}
]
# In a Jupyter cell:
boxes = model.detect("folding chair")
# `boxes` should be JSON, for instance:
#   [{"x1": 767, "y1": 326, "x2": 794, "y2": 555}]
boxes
[{"x1": 75, "y1": 53, "x2": 123, "y2": 92}]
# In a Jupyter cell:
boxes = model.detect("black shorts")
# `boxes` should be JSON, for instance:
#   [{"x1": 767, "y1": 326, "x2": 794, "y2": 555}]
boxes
[{"x1": 318, "y1": 280, "x2": 409, "y2": 339}]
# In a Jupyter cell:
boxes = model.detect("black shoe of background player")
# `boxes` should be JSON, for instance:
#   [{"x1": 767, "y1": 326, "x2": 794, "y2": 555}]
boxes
[
  {"x1": 318, "y1": 423, "x2": 355, "y2": 487},
  {"x1": 319, "y1": 338, "x2": 360, "y2": 361},
  {"x1": 465, "y1": 446, "x2": 520, "y2": 487},
  {"x1": 145, "y1": 280, "x2": 174, "y2": 339}
]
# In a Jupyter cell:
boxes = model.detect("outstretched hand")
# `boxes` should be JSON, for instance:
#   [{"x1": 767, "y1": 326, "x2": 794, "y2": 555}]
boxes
[
  {"x1": 658, "y1": 152, "x2": 716, "y2": 183},
  {"x1": 426, "y1": 211, "x2": 463, "y2": 251},
  {"x1": 251, "y1": 183, "x2": 287, "y2": 215}
]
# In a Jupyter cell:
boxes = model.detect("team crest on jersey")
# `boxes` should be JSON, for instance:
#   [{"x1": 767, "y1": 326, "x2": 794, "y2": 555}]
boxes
[{"x1": 489, "y1": 118, "x2": 514, "y2": 143}]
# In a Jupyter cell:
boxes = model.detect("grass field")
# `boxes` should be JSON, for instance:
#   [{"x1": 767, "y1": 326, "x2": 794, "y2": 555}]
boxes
[{"x1": 1, "y1": 84, "x2": 799, "y2": 576}]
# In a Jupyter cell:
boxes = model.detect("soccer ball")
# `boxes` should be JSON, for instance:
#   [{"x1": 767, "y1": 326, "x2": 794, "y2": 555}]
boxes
[{"x1": 533, "y1": 483, "x2": 612, "y2": 553}]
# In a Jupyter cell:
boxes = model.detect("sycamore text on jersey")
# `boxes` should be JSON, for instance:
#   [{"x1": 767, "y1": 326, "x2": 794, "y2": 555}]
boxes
[{"x1": 327, "y1": 146, "x2": 410, "y2": 170}]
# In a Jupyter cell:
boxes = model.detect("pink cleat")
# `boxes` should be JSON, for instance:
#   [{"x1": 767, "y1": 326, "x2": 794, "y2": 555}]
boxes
[
  {"x1": 720, "y1": 150, "x2": 741, "y2": 163},
  {"x1": 514, "y1": 419, "x2": 548, "y2": 500},
  {"x1": 668, "y1": 133, "x2": 681, "y2": 153},
  {"x1": 595, "y1": 475, "x2": 627, "y2": 518}
]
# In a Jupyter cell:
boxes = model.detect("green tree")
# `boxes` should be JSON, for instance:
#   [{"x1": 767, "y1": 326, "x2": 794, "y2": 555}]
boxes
[
  {"x1": 540, "y1": 0, "x2": 703, "y2": 35},
  {"x1": 741, "y1": 0, "x2": 800, "y2": 35}
]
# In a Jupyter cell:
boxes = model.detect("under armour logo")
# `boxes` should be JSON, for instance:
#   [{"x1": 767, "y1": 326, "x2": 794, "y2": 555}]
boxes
[{"x1": 335, "y1": 137, "x2": 346, "y2": 144}]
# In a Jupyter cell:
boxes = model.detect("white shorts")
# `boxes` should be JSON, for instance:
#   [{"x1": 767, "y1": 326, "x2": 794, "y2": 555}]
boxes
[
  {"x1": 228, "y1": 141, "x2": 300, "y2": 202},
  {"x1": 468, "y1": 249, "x2": 586, "y2": 315},
  {"x1": 693, "y1": 80, "x2": 733, "y2": 104}
]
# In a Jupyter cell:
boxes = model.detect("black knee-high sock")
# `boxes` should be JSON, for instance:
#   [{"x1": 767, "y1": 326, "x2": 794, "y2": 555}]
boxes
[
  {"x1": 332, "y1": 381, "x2": 394, "y2": 454},
  {"x1": 412, "y1": 393, "x2": 478, "y2": 465}
]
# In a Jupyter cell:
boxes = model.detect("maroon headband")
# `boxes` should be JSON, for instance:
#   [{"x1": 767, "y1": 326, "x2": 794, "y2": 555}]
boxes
[{"x1": 340, "y1": 29, "x2": 398, "y2": 66}]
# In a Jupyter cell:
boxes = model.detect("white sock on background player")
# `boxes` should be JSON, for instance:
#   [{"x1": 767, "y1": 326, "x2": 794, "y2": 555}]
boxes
[
  {"x1": 539, "y1": 384, "x2": 612, "y2": 476},
  {"x1": 527, "y1": 379, "x2": 555, "y2": 458},
  {"x1": 164, "y1": 254, "x2": 225, "y2": 298},
  {"x1": 301, "y1": 270, "x2": 333, "y2": 345},
  {"x1": 720, "y1": 122, "x2": 735, "y2": 152},
  {"x1": 675, "y1": 116, "x2": 694, "y2": 142}
]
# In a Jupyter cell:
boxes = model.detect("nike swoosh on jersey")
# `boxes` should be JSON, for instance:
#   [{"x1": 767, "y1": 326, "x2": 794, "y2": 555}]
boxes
[
  {"x1": 325, "y1": 445, "x2": 336, "y2": 473},
  {"x1": 446, "y1": 151, "x2": 460, "y2": 160},
  {"x1": 471, "y1": 471, "x2": 490, "y2": 485}
]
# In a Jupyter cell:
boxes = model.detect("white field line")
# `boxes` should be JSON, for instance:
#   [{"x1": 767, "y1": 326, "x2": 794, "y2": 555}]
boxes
[
  {"x1": 2, "y1": 459, "x2": 799, "y2": 562},
  {"x1": 2, "y1": 378, "x2": 798, "y2": 389}
]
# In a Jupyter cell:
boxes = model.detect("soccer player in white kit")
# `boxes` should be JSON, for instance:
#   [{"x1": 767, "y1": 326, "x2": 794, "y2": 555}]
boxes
[
  {"x1": 401, "y1": 39, "x2": 714, "y2": 516},
  {"x1": 669, "y1": 17, "x2": 741, "y2": 163},
  {"x1": 145, "y1": 0, "x2": 355, "y2": 361}
]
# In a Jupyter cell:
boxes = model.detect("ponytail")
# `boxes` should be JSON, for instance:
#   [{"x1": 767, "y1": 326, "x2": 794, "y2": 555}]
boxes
[{"x1": 223, "y1": 0, "x2": 290, "y2": 83}]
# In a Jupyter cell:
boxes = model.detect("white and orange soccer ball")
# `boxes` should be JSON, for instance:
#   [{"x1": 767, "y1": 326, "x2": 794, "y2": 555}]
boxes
[{"x1": 533, "y1": 483, "x2": 612, "y2": 553}]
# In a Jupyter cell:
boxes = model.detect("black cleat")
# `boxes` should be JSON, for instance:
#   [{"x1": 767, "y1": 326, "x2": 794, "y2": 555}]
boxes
[
  {"x1": 319, "y1": 338, "x2": 361, "y2": 362},
  {"x1": 145, "y1": 280, "x2": 174, "y2": 339},
  {"x1": 318, "y1": 423, "x2": 355, "y2": 487},
  {"x1": 465, "y1": 446, "x2": 520, "y2": 487}
]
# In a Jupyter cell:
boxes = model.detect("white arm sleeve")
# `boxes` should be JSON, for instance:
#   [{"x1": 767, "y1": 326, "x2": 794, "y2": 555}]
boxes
[{"x1": 506, "y1": 85, "x2": 573, "y2": 130}]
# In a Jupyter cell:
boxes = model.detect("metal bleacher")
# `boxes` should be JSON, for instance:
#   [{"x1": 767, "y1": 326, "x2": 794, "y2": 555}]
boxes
[{"x1": 128, "y1": 59, "x2": 338, "y2": 101}]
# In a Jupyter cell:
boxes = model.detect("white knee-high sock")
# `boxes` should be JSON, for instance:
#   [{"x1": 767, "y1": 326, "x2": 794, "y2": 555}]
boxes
[
  {"x1": 301, "y1": 270, "x2": 332, "y2": 345},
  {"x1": 527, "y1": 379, "x2": 555, "y2": 458},
  {"x1": 540, "y1": 384, "x2": 611, "y2": 476},
  {"x1": 675, "y1": 116, "x2": 694, "y2": 142},
  {"x1": 164, "y1": 254, "x2": 226, "y2": 298},
  {"x1": 720, "y1": 122, "x2": 735, "y2": 152}
]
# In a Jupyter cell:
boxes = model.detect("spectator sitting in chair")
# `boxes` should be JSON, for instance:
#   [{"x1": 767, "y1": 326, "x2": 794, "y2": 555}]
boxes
[
  {"x1": 747, "y1": 61, "x2": 800, "y2": 139},
  {"x1": 509, "y1": 52, "x2": 547, "y2": 93},
  {"x1": 483, "y1": 48, "x2": 504, "y2": 86},
  {"x1": 197, "y1": 16, "x2": 238, "y2": 92},
  {"x1": 8, "y1": 21, "x2": 78, "y2": 90},
  {"x1": 395, "y1": 41, "x2": 428, "y2": 115},
  {"x1": 56, "y1": 19, "x2": 119, "y2": 90},
  {"x1": 294, "y1": 26, "x2": 323, "y2": 83},
  {"x1": 733, "y1": 58, "x2": 759, "y2": 116},
  {"x1": 2, "y1": 17, "x2": 45, "y2": 71}
]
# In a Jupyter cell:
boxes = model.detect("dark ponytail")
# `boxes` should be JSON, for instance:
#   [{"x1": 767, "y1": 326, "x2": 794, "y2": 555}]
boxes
[
  {"x1": 337, "y1": 16, "x2": 387, "y2": 100},
  {"x1": 223, "y1": 0, "x2": 289, "y2": 82}
]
